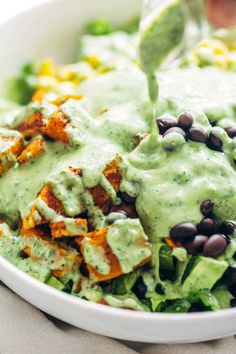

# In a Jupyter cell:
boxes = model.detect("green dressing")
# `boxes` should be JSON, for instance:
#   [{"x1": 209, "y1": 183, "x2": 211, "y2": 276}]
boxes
[{"x1": 107, "y1": 219, "x2": 152, "y2": 273}]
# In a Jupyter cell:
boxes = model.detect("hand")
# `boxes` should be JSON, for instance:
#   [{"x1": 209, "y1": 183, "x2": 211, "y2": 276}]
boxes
[{"x1": 206, "y1": 0, "x2": 236, "y2": 28}]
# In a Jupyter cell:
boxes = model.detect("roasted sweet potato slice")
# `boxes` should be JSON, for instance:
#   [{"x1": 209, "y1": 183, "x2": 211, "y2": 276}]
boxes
[
  {"x1": 164, "y1": 237, "x2": 182, "y2": 249},
  {"x1": 50, "y1": 218, "x2": 88, "y2": 238},
  {"x1": 39, "y1": 183, "x2": 65, "y2": 215},
  {"x1": 51, "y1": 252, "x2": 83, "y2": 280},
  {"x1": 90, "y1": 158, "x2": 122, "y2": 208},
  {"x1": 43, "y1": 110, "x2": 71, "y2": 144},
  {"x1": 22, "y1": 205, "x2": 44, "y2": 230},
  {"x1": 89, "y1": 184, "x2": 110, "y2": 209},
  {"x1": 0, "y1": 133, "x2": 24, "y2": 176},
  {"x1": 104, "y1": 158, "x2": 122, "y2": 188},
  {"x1": 18, "y1": 137, "x2": 45, "y2": 164},
  {"x1": 21, "y1": 179, "x2": 88, "y2": 239},
  {"x1": 79, "y1": 220, "x2": 151, "y2": 282},
  {"x1": 17, "y1": 111, "x2": 45, "y2": 138},
  {"x1": 20, "y1": 245, "x2": 41, "y2": 261},
  {"x1": 20, "y1": 225, "x2": 49, "y2": 238},
  {"x1": 22, "y1": 183, "x2": 65, "y2": 230},
  {"x1": 79, "y1": 228, "x2": 123, "y2": 282},
  {"x1": 0, "y1": 221, "x2": 82, "y2": 281}
]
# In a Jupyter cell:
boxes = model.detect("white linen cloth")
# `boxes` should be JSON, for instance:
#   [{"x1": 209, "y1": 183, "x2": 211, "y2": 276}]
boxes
[{"x1": 0, "y1": 2, "x2": 236, "y2": 353}]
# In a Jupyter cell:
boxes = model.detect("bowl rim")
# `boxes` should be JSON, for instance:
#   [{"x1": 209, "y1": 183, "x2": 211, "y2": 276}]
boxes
[
  {"x1": 0, "y1": 0, "x2": 57, "y2": 26},
  {"x1": 1, "y1": 252, "x2": 236, "y2": 321},
  {"x1": 0, "y1": 0, "x2": 236, "y2": 323}
]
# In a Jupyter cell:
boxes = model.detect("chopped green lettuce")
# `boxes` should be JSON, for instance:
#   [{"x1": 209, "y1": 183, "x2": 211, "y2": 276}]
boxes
[
  {"x1": 102, "y1": 269, "x2": 142, "y2": 295},
  {"x1": 212, "y1": 285, "x2": 234, "y2": 309},
  {"x1": 163, "y1": 299, "x2": 191, "y2": 313},
  {"x1": 182, "y1": 257, "x2": 228, "y2": 294},
  {"x1": 46, "y1": 275, "x2": 65, "y2": 290}
]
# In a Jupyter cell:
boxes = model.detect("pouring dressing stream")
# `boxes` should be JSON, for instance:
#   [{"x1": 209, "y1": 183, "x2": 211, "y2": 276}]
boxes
[{"x1": 139, "y1": 0, "x2": 186, "y2": 107}]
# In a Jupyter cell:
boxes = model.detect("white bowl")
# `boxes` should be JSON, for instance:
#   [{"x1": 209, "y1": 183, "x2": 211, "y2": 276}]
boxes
[{"x1": 0, "y1": 0, "x2": 236, "y2": 344}]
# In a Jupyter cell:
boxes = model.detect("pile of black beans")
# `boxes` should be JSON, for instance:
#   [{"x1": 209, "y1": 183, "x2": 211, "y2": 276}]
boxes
[
  {"x1": 156, "y1": 112, "x2": 234, "y2": 152},
  {"x1": 169, "y1": 200, "x2": 235, "y2": 258},
  {"x1": 225, "y1": 126, "x2": 236, "y2": 139}
]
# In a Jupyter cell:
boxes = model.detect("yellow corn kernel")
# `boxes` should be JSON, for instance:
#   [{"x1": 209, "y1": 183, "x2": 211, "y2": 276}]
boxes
[
  {"x1": 214, "y1": 47, "x2": 226, "y2": 55},
  {"x1": 97, "y1": 66, "x2": 112, "y2": 74},
  {"x1": 72, "y1": 78, "x2": 79, "y2": 86},
  {"x1": 38, "y1": 58, "x2": 56, "y2": 77},
  {"x1": 57, "y1": 65, "x2": 76, "y2": 81},
  {"x1": 135, "y1": 59, "x2": 141, "y2": 68},
  {"x1": 213, "y1": 55, "x2": 228, "y2": 69},
  {"x1": 85, "y1": 55, "x2": 101, "y2": 69}
]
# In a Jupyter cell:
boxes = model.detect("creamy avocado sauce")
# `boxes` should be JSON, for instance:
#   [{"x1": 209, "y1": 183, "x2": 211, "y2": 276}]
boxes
[
  {"x1": 49, "y1": 170, "x2": 85, "y2": 217},
  {"x1": 0, "y1": 72, "x2": 152, "y2": 226},
  {"x1": 34, "y1": 198, "x2": 87, "y2": 235},
  {"x1": 83, "y1": 242, "x2": 111, "y2": 275},
  {"x1": 104, "y1": 293, "x2": 150, "y2": 311},
  {"x1": 0, "y1": 223, "x2": 80, "y2": 284},
  {"x1": 122, "y1": 129, "x2": 236, "y2": 240},
  {"x1": 0, "y1": 67, "x2": 236, "y2": 235},
  {"x1": 107, "y1": 219, "x2": 152, "y2": 273}
]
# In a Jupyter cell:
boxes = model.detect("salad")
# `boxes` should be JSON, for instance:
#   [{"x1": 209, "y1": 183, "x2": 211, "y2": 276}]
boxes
[{"x1": 0, "y1": 3, "x2": 236, "y2": 313}]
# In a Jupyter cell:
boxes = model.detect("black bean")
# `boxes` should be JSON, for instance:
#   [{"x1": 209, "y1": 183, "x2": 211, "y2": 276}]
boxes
[
  {"x1": 207, "y1": 133, "x2": 223, "y2": 151},
  {"x1": 200, "y1": 200, "x2": 214, "y2": 216},
  {"x1": 229, "y1": 283, "x2": 236, "y2": 297},
  {"x1": 155, "y1": 283, "x2": 165, "y2": 295},
  {"x1": 163, "y1": 127, "x2": 186, "y2": 138},
  {"x1": 36, "y1": 223, "x2": 51, "y2": 234},
  {"x1": 119, "y1": 192, "x2": 136, "y2": 204},
  {"x1": 132, "y1": 133, "x2": 148, "y2": 147},
  {"x1": 101, "y1": 200, "x2": 113, "y2": 215},
  {"x1": 132, "y1": 277, "x2": 147, "y2": 299},
  {"x1": 188, "y1": 303, "x2": 204, "y2": 312},
  {"x1": 107, "y1": 210, "x2": 128, "y2": 224},
  {"x1": 185, "y1": 235, "x2": 208, "y2": 255},
  {"x1": 220, "y1": 221, "x2": 236, "y2": 235},
  {"x1": 170, "y1": 222, "x2": 197, "y2": 242},
  {"x1": 230, "y1": 298, "x2": 236, "y2": 308},
  {"x1": 197, "y1": 218, "x2": 217, "y2": 236},
  {"x1": 156, "y1": 117, "x2": 177, "y2": 134},
  {"x1": 225, "y1": 267, "x2": 236, "y2": 286},
  {"x1": 178, "y1": 112, "x2": 193, "y2": 131},
  {"x1": 203, "y1": 234, "x2": 227, "y2": 258},
  {"x1": 79, "y1": 262, "x2": 89, "y2": 277},
  {"x1": 188, "y1": 126, "x2": 208, "y2": 143},
  {"x1": 19, "y1": 250, "x2": 29, "y2": 259},
  {"x1": 225, "y1": 127, "x2": 236, "y2": 139},
  {"x1": 223, "y1": 267, "x2": 236, "y2": 288},
  {"x1": 115, "y1": 210, "x2": 128, "y2": 217}
]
